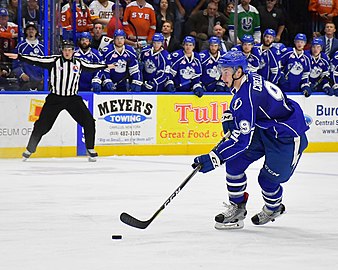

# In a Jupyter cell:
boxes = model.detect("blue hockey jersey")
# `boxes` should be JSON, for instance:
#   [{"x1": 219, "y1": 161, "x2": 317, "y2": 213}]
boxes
[
  {"x1": 231, "y1": 45, "x2": 260, "y2": 73},
  {"x1": 101, "y1": 44, "x2": 142, "y2": 91},
  {"x1": 305, "y1": 50, "x2": 330, "y2": 91},
  {"x1": 215, "y1": 73, "x2": 309, "y2": 162},
  {"x1": 167, "y1": 49, "x2": 202, "y2": 92},
  {"x1": 199, "y1": 49, "x2": 226, "y2": 91},
  {"x1": 330, "y1": 51, "x2": 338, "y2": 90},
  {"x1": 13, "y1": 39, "x2": 44, "y2": 82},
  {"x1": 255, "y1": 44, "x2": 281, "y2": 84},
  {"x1": 279, "y1": 47, "x2": 311, "y2": 92},
  {"x1": 140, "y1": 45, "x2": 170, "y2": 92},
  {"x1": 74, "y1": 47, "x2": 103, "y2": 91}
]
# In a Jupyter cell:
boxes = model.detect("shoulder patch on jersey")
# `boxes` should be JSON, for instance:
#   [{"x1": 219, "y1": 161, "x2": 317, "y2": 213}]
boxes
[
  {"x1": 172, "y1": 52, "x2": 179, "y2": 58},
  {"x1": 232, "y1": 98, "x2": 242, "y2": 111}
]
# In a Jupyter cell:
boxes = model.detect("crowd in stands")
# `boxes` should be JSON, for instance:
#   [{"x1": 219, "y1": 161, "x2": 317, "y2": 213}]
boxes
[{"x1": 0, "y1": 0, "x2": 338, "y2": 96}]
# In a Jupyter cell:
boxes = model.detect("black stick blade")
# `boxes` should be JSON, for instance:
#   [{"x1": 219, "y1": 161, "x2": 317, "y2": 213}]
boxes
[{"x1": 120, "y1": 212, "x2": 151, "y2": 229}]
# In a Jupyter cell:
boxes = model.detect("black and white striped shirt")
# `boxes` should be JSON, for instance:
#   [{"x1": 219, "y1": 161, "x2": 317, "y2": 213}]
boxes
[{"x1": 19, "y1": 54, "x2": 108, "y2": 96}]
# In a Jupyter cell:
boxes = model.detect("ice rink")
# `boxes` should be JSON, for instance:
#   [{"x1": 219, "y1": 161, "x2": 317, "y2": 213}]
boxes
[{"x1": 0, "y1": 153, "x2": 337, "y2": 270}]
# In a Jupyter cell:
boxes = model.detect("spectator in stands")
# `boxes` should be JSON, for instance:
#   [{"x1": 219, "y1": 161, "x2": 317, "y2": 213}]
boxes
[
  {"x1": 208, "y1": 24, "x2": 233, "y2": 52},
  {"x1": 61, "y1": 0, "x2": 93, "y2": 40},
  {"x1": 166, "y1": 36, "x2": 204, "y2": 97},
  {"x1": 107, "y1": 2, "x2": 124, "y2": 38},
  {"x1": 256, "y1": 29, "x2": 281, "y2": 84},
  {"x1": 7, "y1": 0, "x2": 18, "y2": 24},
  {"x1": 279, "y1": 33, "x2": 312, "y2": 96},
  {"x1": 186, "y1": 1, "x2": 228, "y2": 51},
  {"x1": 257, "y1": 0, "x2": 286, "y2": 43},
  {"x1": 156, "y1": 0, "x2": 175, "y2": 32},
  {"x1": 91, "y1": 22, "x2": 112, "y2": 51},
  {"x1": 74, "y1": 32, "x2": 104, "y2": 92},
  {"x1": 12, "y1": 22, "x2": 44, "y2": 91},
  {"x1": 174, "y1": 0, "x2": 206, "y2": 40},
  {"x1": 22, "y1": 0, "x2": 40, "y2": 27},
  {"x1": 228, "y1": 0, "x2": 261, "y2": 44},
  {"x1": 101, "y1": 29, "x2": 142, "y2": 92},
  {"x1": 199, "y1": 36, "x2": 226, "y2": 92},
  {"x1": 308, "y1": 0, "x2": 338, "y2": 34},
  {"x1": 161, "y1": 20, "x2": 181, "y2": 53},
  {"x1": 231, "y1": 34, "x2": 260, "y2": 73},
  {"x1": 206, "y1": 0, "x2": 227, "y2": 14},
  {"x1": 224, "y1": 1, "x2": 234, "y2": 20},
  {"x1": 89, "y1": 0, "x2": 115, "y2": 35},
  {"x1": 305, "y1": 38, "x2": 333, "y2": 96},
  {"x1": 0, "y1": 8, "x2": 18, "y2": 79},
  {"x1": 140, "y1": 33, "x2": 171, "y2": 92},
  {"x1": 123, "y1": 0, "x2": 157, "y2": 47},
  {"x1": 318, "y1": 22, "x2": 338, "y2": 59}
]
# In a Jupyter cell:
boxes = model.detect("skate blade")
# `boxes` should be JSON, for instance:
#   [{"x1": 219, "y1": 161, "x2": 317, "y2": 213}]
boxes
[
  {"x1": 22, "y1": 157, "x2": 28, "y2": 162},
  {"x1": 88, "y1": 156, "x2": 97, "y2": 162},
  {"x1": 214, "y1": 220, "x2": 244, "y2": 230}
]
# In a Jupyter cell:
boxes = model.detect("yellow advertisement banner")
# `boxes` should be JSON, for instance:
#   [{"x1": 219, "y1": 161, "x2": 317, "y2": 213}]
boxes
[{"x1": 157, "y1": 95, "x2": 233, "y2": 145}]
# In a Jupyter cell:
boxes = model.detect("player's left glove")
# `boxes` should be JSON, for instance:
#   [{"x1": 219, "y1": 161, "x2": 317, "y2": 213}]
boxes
[
  {"x1": 91, "y1": 82, "x2": 102, "y2": 93},
  {"x1": 144, "y1": 81, "x2": 155, "y2": 91},
  {"x1": 215, "y1": 81, "x2": 225, "y2": 92},
  {"x1": 323, "y1": 86, "x2": 334, "y2": 96},
  {"x1": 193, "y1": 85, "x2": 204, "y2": 98},
  {"x1": 192, "y1": 151, "x2": 223, "y2": 173},
  {"x1": 302, "y1": 86, "x2": 312, "y2": 97},
  {"x1": 130, "y1": 83, "x2": 141, "y2": 92}
]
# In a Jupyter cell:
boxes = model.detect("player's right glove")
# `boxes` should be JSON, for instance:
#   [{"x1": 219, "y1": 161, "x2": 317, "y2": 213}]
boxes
[
  {"x1": 215, "y1": 81, "x2": 225, "y2": 92},
  {"x1": 279, "y1": 73, "x2": 288, "y2": 87},
  {"x1": 192, "y1": 151, "x2": 223, "y2": 173},
  {"x1": 323, "y1": 85, "x2": 334, "y2": 96},
  {"x1": 91, "y1": 82, "x2": 101, "y2": 93},
  {"x1": 222, "y1": 110, "x2": 235, "y2": 133},
  {"x1": 193, "y1": 85, "x2": 204, "y2": 98},
  {"x1": 166, "y1": 83, "x2": 175, "y2": 93},
  {"x1": 302, "y1": 86, "x2": 312, "y2": 97}
]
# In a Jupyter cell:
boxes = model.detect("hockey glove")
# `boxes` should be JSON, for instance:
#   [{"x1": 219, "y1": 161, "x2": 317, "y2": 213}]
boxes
[
  {"x1": 323, "y1": 86, "x2": 334, "y2": 96},
  {"x1": 144, "y1": 81, "x2": 155, "y2": 91},
  {"x1": 192, "y1": 151, "x2": 222, "y2": 173},
  {"x1": 130, "y1": 83, "x2": 141, "y2": 92},
  {"x1": 166, "y1": 83, "x2": 175, "y2": 93},
  {"x1": 302, "y1": 86, "x2": 312, "y2": 97},
  {"x1": 215, "y1": 81, "x2": 225, "y2": 92},
  {"x1": 193, "y1": 86, "x2": 204, "y2": 98},
  {"x1": 91, "y1": 82, "x2": 102, "y2": 93},
  {"x1": 334, "y1": 88, "x2": 338, "y2": 97},
  {"x1": 222, "y1": 110, "x2": 235, "y2": 134},
  {"x1": 278, "y1": 73, "x2": 288, "y2": 87},
  {"x1": 104, "y1": 82, "x2": 115, "y2": 91}
]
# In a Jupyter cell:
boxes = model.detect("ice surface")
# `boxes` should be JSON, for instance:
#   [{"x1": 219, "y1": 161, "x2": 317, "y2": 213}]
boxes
[{"x1": 0, "y1": 153, "x2": 337, "y2": 270}]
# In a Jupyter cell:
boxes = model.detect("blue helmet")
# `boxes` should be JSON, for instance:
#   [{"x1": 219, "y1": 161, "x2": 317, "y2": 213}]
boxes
[
  {"x1": 263, "y1": 28, "x2": 276, "y2": 38},
  {"x1": 294, "y1": 33, "x2": 307, "y2": 42},
  {"x1": 240, "y1": 34, "x2": 254, "y2": 44},
  {"x1": 311, "y1": 37, "x2": 324, "y2": 48},
  {"x1": 152, "y1": 33, "x2": 164, "y2": 43},
  {"x1": 183, "y1": 35, "x2": 195, "y2": 46},
  {"x1": 218, "y1": 51, "x2": 248, "y2": 73},
  {"x1": 208, "y1": 36, "x2": 221, "y2": 45},
  {"x1": 79, "y1": 31, "x2": 92, "y2": 42},
  {"x1": 114, "y1": 29, "x2": 126, "y2": 38}
]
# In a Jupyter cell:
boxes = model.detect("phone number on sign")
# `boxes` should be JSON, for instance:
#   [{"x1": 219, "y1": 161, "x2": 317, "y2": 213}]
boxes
[{"x1": 120, "y1": 130, "x2": 141, "y2": 136}]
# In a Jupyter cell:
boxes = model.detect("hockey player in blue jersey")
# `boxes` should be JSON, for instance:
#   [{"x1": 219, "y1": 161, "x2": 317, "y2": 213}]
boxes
[
  {"x1": 192, "y1": 51, "x2": 309, "y2": 229},
  {"x1": 166, "y1": 36, "x2": 204, "y2": 97},
  {"x1": 74, "y1": 32, "x2": 104, "y2": 92},
  {"x1": 140, "y1": 33, "x2": 170, "y2": 92},
  {"x1": 101, "y1": 29, "x2": 142, "y2": 92},
  {"x1": 256, "y1": 29, "x2": 281, "y2": 84},
  {"x1": 199, "y1": 36, "x2": 226, "y2": 92},
  {"x1": 231, "y1": 34, "x2": 260, "y2": 73},
  {"x1": 12, "y1": 22, "x2": 44, "y2": 90},
  {"x1": 279, "y1": 33, "x2": 312, "y2": 97},
  {"x1": 305, "y1": 38, "x2": 333, "y2": 96},
  {"x1": 330, "y1": 51, "x2": 338, "y2": 96}
]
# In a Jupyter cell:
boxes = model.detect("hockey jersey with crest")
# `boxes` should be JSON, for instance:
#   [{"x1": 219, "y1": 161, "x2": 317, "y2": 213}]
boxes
[
  {"x1": 305, "y1": 50, "x2": 330, "y2": 91},
  {"x1": 140, "y1": 45, "x2": 170, "y2": 91},
  {"x1": 231, "y1": 45, "x2": 260, "y2": 73},
  {"x1": 255, "y1": 44, "x2": 281, "y2": 84},
  {"x1": 167, "y1": 49, "x2": 203, "y2": 91}
]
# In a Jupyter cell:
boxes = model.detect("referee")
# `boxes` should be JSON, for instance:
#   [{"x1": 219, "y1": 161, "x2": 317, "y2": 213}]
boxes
[{"x1": 5, "y1": 40, "x2": 116, "y2": 162}]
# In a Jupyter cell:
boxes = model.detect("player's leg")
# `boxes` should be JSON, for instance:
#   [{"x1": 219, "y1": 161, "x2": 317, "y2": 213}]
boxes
[
  {"x1": 23, "y1": 94, "x2": 63, "y2": 160},
  {"x1": 251, "y1": 130, "x2": 308, "y2": 225},
  {"x1": 66, "y1": 96, "x2": 97, "y2": 161},
  {"x1": 215, "y1": 130, "x2": 265, "y2": 229}
]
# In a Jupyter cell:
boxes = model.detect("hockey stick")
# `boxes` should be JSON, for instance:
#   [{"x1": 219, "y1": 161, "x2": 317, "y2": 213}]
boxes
[{"x1": 120, "y1": 132, "x2": 231, "y2": 229}]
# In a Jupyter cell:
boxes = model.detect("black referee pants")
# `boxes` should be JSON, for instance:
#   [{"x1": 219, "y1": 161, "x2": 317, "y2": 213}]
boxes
[{"x1": 26, "y1": 93, "x2": 96, "y2": 153}]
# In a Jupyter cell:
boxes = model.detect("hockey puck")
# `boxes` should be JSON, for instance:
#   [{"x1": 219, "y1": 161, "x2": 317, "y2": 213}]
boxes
[{"x1": 112, "y1": 235, "x2": 122, "y2": 240}]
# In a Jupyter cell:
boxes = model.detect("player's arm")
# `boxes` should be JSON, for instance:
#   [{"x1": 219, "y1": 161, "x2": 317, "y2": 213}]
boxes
[{"x1": 5, "y1": 53, "x2": 57, "y2": 69}]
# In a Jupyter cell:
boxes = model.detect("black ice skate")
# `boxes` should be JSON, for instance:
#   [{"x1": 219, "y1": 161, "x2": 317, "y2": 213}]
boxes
[
  {"x1": 251, "y1": 204, "x2": 286, "y2": 225},
  {"x1": 87, "y1": 149, "x2": 98, "y2": 162},
  {"x1": 214, "y1": 192, "x2": 249, "y2": 230},
  {"x1": 22, "y1": 150, "x2": 32, "y2": 161}
]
